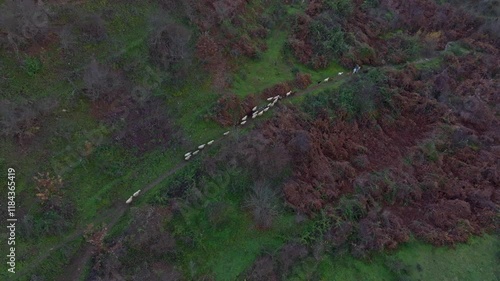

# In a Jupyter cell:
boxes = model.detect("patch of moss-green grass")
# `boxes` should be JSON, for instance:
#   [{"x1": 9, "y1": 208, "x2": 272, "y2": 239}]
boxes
[
  {"x1": 414, "y1": 56, "x2": 443, "y2": 71},
  {"x1": 288, "y1": 254, "x2": 394, "y2": 281},
  {"x1": 230, "y1": 30, "x2": 345, "y2": 98},
  {"x1": 287, "y1": 235, "x2": 499, "y2": 281},
  {"x1": 395, "y1": 235, "x2": 499, "y2": 281},
  {"x1": 231, "y1": 31, "x2": 294, "y2": 96}
]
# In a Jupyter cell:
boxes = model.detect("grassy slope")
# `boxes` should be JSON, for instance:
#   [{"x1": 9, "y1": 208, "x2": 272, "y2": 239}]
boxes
[
  {"x1": 288, "y1": 235, "x2": 498, "y2": 281},
  {"x1": 182, "y1": 211, "x2": 296, "y2": 281},
  {"x1": 231, "y1": 31, "x2": 294, "y2": 97},
  {"x1": 1, "y1": 1, "x2": 497, "y2": 280},
  {"x1": 397, "y1": 235, "x2": 499, "y2": 281},
  {"x1": 231, "y1": 30, "x2": 344, "y2": 98},
  {"x1": 143, "y1": 166, "x2": 298, "y2": 281}
]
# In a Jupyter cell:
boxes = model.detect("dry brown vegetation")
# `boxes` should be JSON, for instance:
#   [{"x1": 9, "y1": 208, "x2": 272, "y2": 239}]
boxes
[
  {"x1": 220, "y1": 53, "x2": 499, "y2": 257},
  {"x1": 208, "y1": 1, "x2": 499, "y2": 260}
]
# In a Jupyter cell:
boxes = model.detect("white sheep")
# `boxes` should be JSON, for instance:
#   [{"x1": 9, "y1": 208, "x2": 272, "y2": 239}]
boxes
[
  {"x1": 252, "y1": 106, "x2": 258, "y2": 111},
  {"x1": 198, "y1": 144, "x2": 206, "y2": 149},
  {"x1": 223, "y1": 131, "x2": 230, "y2": 136},
  {"x1": 207, "y1": 140, "x2": 215, "y2": 145},
  {"x1": 192, "y1": 150, "x2": 200, "y2": 155},
  {"x1": 185, "y1": 155, "x2": 191, "y2": 161},
  {"x1": 266, "y1": 97, "x2": 274, "y2": 101},
  {"x1": 241, "y1": 115, "x2": 248, "y2": 121},
  {"x1": 323, "y1": 77, "x2": 330, "y2": 82},
  {"x1": 286, "y1": 91, "x2": 292, "y2": 96},
  {"x1": 268, "y1": 103, "x2": 274, "y2": 107},
  {"x1": 353, "y1": 64, "x2": 361, "y2": 74},
  {"x1": 133, "y1": 190, "x2": 141, "y2": 197},
  {"x1": 258, "y1": 111, "x2": 263, "y2": 116},
  {"x1": 263, "y1": 107, "x2": 269, "y2": 112},
  {"x1": 125, "y1": 196, "x2": 133, "y2": 204},
  {"x1": 241, "y1": 120, "x2": 247, "y2": 125},
  {"x1": 252, "y1": 114, "x2": 257, "y2": 119},
  {"x1": 338, "y1": 72, "x2": 343, "y2": 75},
  {"x1": 184, "y1": 152, "x2": 192, "y2": 157}
]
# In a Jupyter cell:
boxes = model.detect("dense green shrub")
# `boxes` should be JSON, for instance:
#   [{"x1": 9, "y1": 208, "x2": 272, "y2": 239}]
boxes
[
  {"x1": 23, "y1": 56, "x2": 42, "y2": 76},
  {"x1": 336, "y1": 196, "x2": 366, "y2": 222},
  {"x1": 33, "y1": 210, "x2": 73, "y2": 237},
  {"x1": 300, "y1": 210, "x2": 333, "y2": 245},
  {"x1": 324, "y1": 0, "x2": 353, "y2": 18},
  {"x1": 309, "y1": 16, "x2": 348, "y2": 60}
]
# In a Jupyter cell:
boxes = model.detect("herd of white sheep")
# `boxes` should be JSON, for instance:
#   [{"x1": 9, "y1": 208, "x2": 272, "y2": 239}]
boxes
[
  {"x1": 127, "y1": 68, "x2": 361, "y2": 204},
  {"x1": 180, "y1": 68, "x2": 360, "y2": 170},
  {"x1": 181, "y1": 90, "x2": 293, "y2": 166}
]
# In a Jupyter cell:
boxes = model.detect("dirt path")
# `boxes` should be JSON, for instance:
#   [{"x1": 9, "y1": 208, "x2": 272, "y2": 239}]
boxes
[
  {"x1": 17, "y1": 161, "x2": 187, "y2": 280},
  {"x1": 28, "y1": 70, "x2": 353, "y2": 280},
  {"x1": 56, "y1": 160, "x2": 188, "y2": 281},
  {"x1": 51, "y1": 74, "x2": 353, "y2": 280},
  {"x1": 28, "y1": 54, "x2": 440, "y2": 280}
]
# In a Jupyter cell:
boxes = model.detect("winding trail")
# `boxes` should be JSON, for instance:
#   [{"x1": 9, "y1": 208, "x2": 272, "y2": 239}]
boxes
[
  {"x1": 18, "y1": 161, "x2": 188, "y2": 280},
  {"x1": 27, "y1": 55, "x2": 437, "y2": 280},
  {"x1": 59, "y1": 160, "x2": 189, "y2": 281},
  {"x1": 23, "y1": 67, "x2": 358, "y2": 281},
  {"x1": 50, "y1": 73, "x2": 352, "y2": 280}
]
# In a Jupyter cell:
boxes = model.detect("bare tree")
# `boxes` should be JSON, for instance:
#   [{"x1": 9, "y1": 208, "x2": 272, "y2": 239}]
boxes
[
  {"x1": 57, "y1": 24, "x2": 76, "y2": 53},
  {"x1": 0, "y1": 97, "x2": 58, "y2": 140},
  {"x1": 149, "y1": 14, "x2": 192, "y2": 71},
  {"x1": 82, "y1": 58, "x2": 122, "y2": 101},
  {"x1": 77, "y1": 13, "x2": 108, "y2": 43},
  {"x1": 244, "y1": 181, "x2": 280, "y2": 229},
  {"x1": 0, "y1": 0, "x2": 51, "y2": 53}
]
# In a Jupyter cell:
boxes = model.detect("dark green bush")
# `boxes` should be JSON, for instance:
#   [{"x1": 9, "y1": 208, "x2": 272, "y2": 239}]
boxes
[
  {"x1": 336, "y1": 196, "x2": 366, "y2": 222},
  {"x1": 300, "y1": 210, "x2": 333, "y2": 245},
  {"x1": 309, "y1": 17, "x2": 348, "y2": 60},
  {"x1": 24, "y1": 56, "x2": 43, "y2": 77},
  {"x1": 362, "y1": 0, "x2": 381, "y2": 10},
  {"x1": 324, "y1": 0, "x2": 354, "y2": 18},
  {"x1": 33, "y1": 210, "x2": 73, "y2": 237}
]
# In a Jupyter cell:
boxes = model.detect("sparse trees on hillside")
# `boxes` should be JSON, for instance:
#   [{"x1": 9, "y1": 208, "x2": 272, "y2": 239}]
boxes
[
  {"x1": 0, "y1": 0, "x2": 51, "y2": 53},
  {"x1": 82, "y1": 58, "x2": 123, "y2": 101},
  {"x1": 76, "y1": 13, "x2": 108, "y2": 43},
  {"x1": 0, "y1": 97, "x2": 58, "y2": 142},
  {"x1": 149, "y1": 18, "x2": 192, "y2": 71}
]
